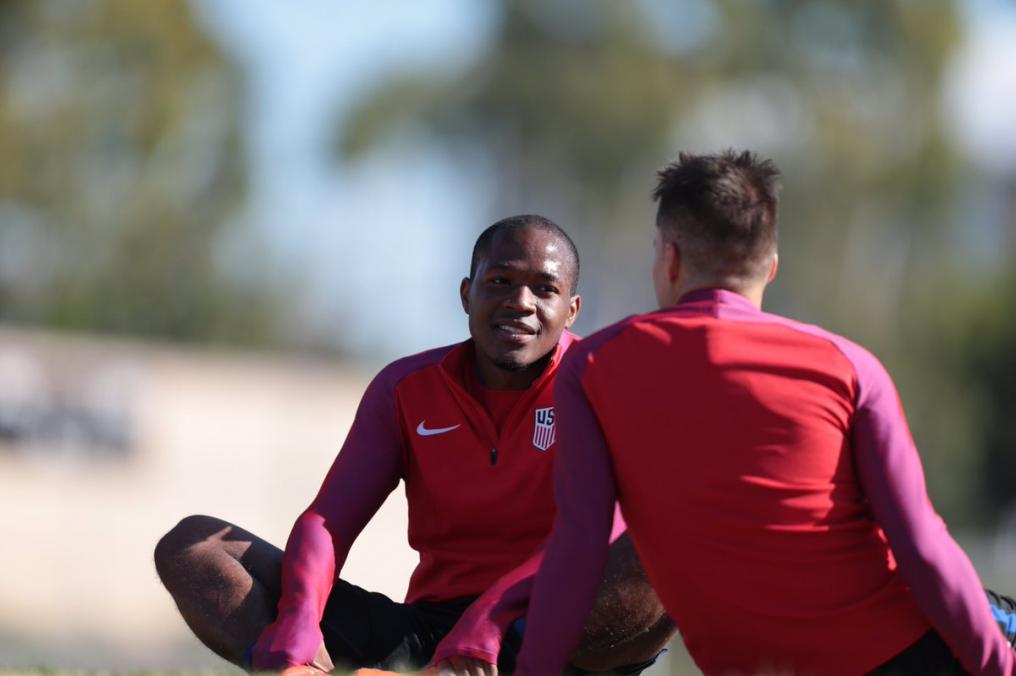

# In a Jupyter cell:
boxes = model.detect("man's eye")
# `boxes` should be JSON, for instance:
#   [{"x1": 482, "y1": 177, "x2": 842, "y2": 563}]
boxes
[
  {"x1": 536, "y1": 285, "x2": 558, "y2": 295},
  {"x1": 489, "y1": 277, "x2": 509, "y2": 285}
]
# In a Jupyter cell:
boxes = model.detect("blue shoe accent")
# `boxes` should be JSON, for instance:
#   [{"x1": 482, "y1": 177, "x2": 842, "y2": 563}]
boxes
[
  {"x1": 242, "y1": 643, "x2": 255, "y2": 672},
  {"x1": 989, "y1": 600, "x2": 1016, "y2": 642}
]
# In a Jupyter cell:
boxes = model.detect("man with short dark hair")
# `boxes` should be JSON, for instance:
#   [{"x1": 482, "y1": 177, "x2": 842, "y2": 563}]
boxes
[
  {"x1": 154, "y1": 216, "x2": 672, "y2": 674},
  {"x1": 514, "y1": 151, "x2": 1016, "y2": 675}
]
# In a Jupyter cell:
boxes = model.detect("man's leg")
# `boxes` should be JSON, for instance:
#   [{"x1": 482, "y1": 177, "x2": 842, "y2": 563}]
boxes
[
  {"x1": 494, "y1": 533, "x2": 676, "y2": 674},
  {"x1": 155, "y1": 515, "x2": 471, "y2": 672},
  {"x1": 319, "y1": 593, "x2": 476, "y2": 672},
  {"x1": 154, "y1": 514, "x2": 285, "y2": 667},
  {"x1": 571, "y1": 533, "x2": 676, "y2": 672}
]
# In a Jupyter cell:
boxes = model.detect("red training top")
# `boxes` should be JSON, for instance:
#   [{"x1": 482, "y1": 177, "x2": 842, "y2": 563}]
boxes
[
  {"x1": 517, "y1": 289, "x2": 1014, "y2": 676},
  {"x1": 252, "y1": 331, "x2": 579, "y2": 669}
]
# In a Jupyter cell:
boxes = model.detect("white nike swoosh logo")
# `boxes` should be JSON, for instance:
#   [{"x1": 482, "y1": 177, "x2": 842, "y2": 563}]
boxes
[{"x1": 416, "y1": 421, "x2": 461, "y2": 437}]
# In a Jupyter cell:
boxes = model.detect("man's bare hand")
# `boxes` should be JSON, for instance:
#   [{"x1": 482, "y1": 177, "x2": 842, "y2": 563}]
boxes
[
  {"x1": 311, "y1": 640, "x2": 335, "y2": 672},
  {"x1": 278, "y1": 640, "x2": 333, "y2": 675},
  {"x1": 431, "y1": 655, "x2": 498, "y2": 676},
  {"x1": 281, "y1": 667, "x2": 328, "y2": 676}
]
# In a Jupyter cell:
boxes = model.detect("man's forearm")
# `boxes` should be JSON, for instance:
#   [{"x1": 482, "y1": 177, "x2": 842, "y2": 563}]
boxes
[
  {"x1": 251, "y1": 511, "x2": 340, "y2": 669},
  {"x1": 849, "y1": 348, "x2": 1015, "y2": 675},
  {"x1": 516, "y1": 348, "x2": 617, "y2": 675},
  {"x1": 515, "y1": 518, "x2": 611, "y2": 675},
  {"x1": 430, "y1": 552, "x2": 541, "y2": 664},
  {"x1": 277, "y1": 511, "x2": 340, "y2": 618}
]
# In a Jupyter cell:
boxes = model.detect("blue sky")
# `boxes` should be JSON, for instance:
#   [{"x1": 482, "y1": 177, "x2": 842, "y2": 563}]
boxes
[
  {"x1": 193, "y1": 0, "x2": 1016, "y2": 361},
  {"x1": 194, "y1": 0, "x2": 495, "y2": 358}
]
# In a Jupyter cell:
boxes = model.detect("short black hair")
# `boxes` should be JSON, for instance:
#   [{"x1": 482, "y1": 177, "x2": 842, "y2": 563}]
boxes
[
  {"x1": 469, "y1": 214, "x2": 580, "y2": 294},
  {"x1": 653, "y1": 150, "x2": 780, "y2": 282}
]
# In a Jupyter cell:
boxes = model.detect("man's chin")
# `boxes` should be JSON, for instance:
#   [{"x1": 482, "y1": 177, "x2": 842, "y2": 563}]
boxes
[
  {"x1": 492, "y1": 344, "x2": 556, "y2": 372},
  {"x1": 493, "y1": 355, "x2": 529, "y2": 372}
]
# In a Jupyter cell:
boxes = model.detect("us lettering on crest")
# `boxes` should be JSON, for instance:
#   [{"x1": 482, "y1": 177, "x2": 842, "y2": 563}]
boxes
[{"x1": 533, "y1": 407, "x2": 555, "y2": 451}]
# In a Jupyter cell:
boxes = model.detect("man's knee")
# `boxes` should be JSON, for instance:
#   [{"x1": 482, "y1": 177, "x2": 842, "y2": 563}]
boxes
[
  {"x1": 572, "y1": 591, "x2": 674, "y2": 671},
  {"x1": 570, "y1": 533, "x2": 676, "y2": 671},
  {"x1": 154, "y1": 514, "x2": 227, "y2": 582}
]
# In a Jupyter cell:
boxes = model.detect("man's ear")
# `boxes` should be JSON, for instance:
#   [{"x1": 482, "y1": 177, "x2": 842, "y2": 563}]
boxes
[
  {"x1": 766, "y1": 253, "x2": 779, "y2": 283},
  {"x1": 565, "y1": 294, "x2": 581, "y2": 329},
  {"x1": 666, "y1": 241, "x2": 682, "y2": 284},
  {"x1": 459, "y1": 277, "x2": 471, "y2": 314}
]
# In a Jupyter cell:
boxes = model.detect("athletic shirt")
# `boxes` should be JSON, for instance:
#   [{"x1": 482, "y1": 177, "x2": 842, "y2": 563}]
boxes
[
  {"x1": 252, "y1": 332, "x2": 579, "y2": 669},
  {"x1": 464, "y1": 365, "x2": 528, "y2": 435},
  {"x1": 517, "y1": 290, "x2": 1014, "y2": 676}
]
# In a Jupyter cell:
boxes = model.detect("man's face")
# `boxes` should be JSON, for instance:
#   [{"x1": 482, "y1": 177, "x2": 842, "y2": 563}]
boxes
[{"x1": 461, "y1": 227, "x2": 580, "y2": 381}]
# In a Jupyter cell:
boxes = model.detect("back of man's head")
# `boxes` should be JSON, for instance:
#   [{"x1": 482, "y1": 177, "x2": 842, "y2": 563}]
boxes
[{"x1": 653, "y1": 150, "x2": 780, "y2": 286}]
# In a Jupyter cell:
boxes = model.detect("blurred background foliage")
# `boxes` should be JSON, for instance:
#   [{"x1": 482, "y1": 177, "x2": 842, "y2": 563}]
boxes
[
  {"x1": 0, "y1": 0, "x2": 1013, "y2": 528},
  {"x1": 0, "y1": 0, "x2": 284, "y2": 345}
]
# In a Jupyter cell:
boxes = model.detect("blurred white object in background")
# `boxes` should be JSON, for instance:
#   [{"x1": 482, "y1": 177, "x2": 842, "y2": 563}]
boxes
[{"x1": 0, "y1": 326, "x2": 416, "y2": 670}]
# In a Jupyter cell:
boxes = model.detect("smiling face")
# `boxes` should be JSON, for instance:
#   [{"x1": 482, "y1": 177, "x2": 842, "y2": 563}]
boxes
[{"x1": 460, "y1": 225, "x2": 580, "y2": 390}]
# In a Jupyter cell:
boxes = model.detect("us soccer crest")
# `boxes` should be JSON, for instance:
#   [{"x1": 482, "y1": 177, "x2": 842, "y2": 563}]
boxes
[{"x1": 532, "y1": 407, "x2": 556, "y2": 451}]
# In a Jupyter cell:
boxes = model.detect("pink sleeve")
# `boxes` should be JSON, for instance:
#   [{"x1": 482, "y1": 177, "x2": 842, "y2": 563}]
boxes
[
  {"x1": 431, "y1": 505, "x2": 627, "y2": 666},
  {"x1": 515, "y1": 345, "x2": 617, "y2": 676},
  {"x1": 846, "y1": 345, "x2": 1015, "y2": 675},
  {"x1": 430, "y1": 548, "x2": 542, "y2": 665},
  {"x1": 251, "y1": 366, "x2": 404, "y2": 670}
]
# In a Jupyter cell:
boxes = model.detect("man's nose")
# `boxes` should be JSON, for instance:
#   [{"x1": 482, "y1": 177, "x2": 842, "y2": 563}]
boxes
[{"x1": 504, "y1": 284, "x2": 536, "y2": 311}]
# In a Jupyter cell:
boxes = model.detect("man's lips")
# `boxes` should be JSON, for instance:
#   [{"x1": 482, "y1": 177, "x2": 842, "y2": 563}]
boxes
[{"x1": 492, "y1": 320, "x2": 538, "y2": 342}]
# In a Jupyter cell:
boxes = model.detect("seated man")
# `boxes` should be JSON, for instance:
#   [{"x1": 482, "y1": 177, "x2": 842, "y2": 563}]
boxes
[
  {"x1": 514, "y1": 152, "x2": 1016, "y2": 676},
  {"x1": 154, "y1": 215, "x2": 674, "y2": 674}
]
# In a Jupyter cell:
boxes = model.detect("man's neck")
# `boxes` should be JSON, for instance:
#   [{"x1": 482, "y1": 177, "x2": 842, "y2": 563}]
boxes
[
  {"x1": 474, "y1": 351, "x2": 553, "y2": 391},
  {"x1": 672, "y1": 279, "x2": 766, "y2": 310}
]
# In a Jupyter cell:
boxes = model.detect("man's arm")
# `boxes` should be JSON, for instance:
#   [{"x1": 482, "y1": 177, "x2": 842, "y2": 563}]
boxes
[
  {"x1": 251, "y1": 369, "x2": 404, "y2": 670},
  {"x1": 849, "y1": 349, "x2": 1014, "y2": 675},
  {"x1": 429, "y1": 506, "x2": 629, "y2": 668},
  {"x1": 430, "y1": 546, "x2": 541, "y2": 667},
  {"x1": 514, "y1": 349, "x2": 618, "y2": 676}
]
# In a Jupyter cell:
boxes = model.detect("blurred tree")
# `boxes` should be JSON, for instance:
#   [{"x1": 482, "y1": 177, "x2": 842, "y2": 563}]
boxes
[
  {"x1": 0, "y1": 0, "x2": 284, "y2": 345},
  {"x1": 971, "y1": 295, "x2": 1016, "y2": 523},
  {"x1": 332, "y1": 0, "x2": 1016, "y2": 525},
  {"x1": 939, "y1": 269, "x2": 1016, "y2": 526}
]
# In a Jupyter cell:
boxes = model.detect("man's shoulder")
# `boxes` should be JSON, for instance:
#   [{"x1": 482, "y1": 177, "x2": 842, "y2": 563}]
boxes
[
  {"x1": 560, "y1": 313, "x2": 650, "y2": 368},
  {"x1": 558, "y1": 328, "x2": 582, "y2": 351},
  {"x1": 369, "y1": 342, "x2": 462, "y2": 393},
  {"x1": 570, "y1": 307, "x2": 888, "y2": 380},
  {"x1": 755, "y1": 310, "x2": 886, "y2": 377}
]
